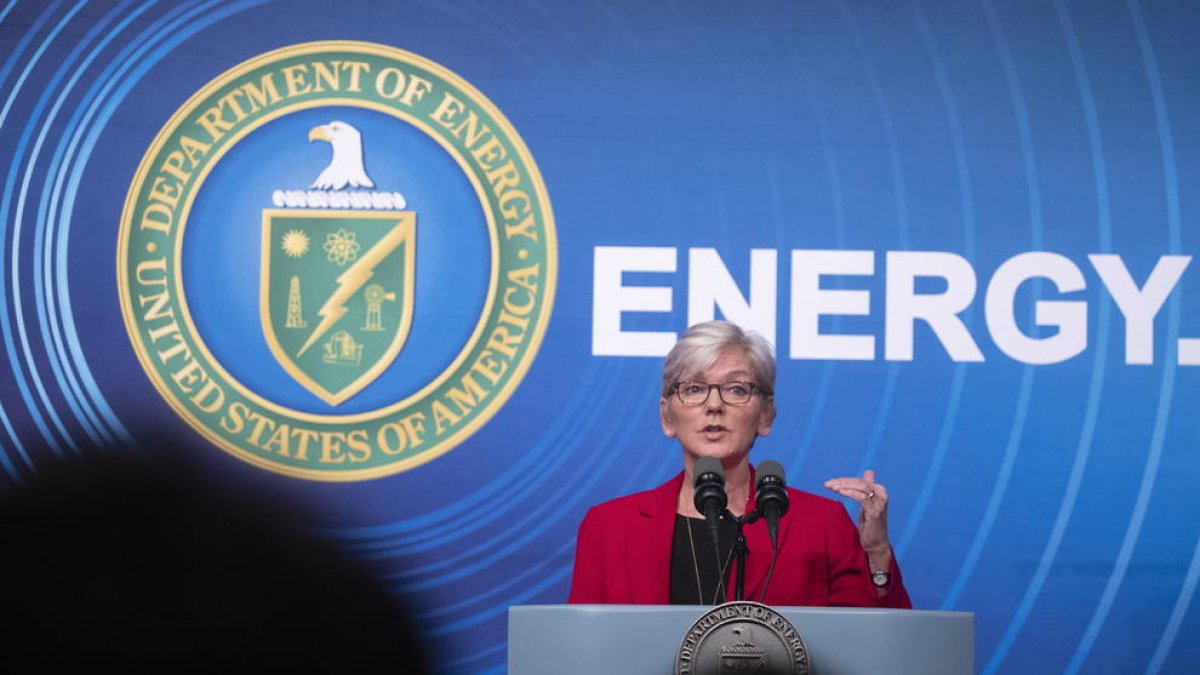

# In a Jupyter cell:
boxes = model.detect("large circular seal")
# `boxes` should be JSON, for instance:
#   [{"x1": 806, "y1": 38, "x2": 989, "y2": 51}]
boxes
[
  {"x1": 117, "y1": 41, "x2": 556, "y2": 481},
  {"x1": 676, "y1": 602, "x2": 811, "y2": 675}
]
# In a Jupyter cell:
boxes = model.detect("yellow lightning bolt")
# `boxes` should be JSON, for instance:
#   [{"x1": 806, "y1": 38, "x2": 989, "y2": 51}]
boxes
[{"x1": 296, "y1": 223, "x2": 408, "y2": 358}]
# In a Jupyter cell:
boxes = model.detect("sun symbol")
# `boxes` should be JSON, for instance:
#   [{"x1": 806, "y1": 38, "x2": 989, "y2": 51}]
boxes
[
  {"x1": 324, "y1": 228, "x2": 361, "y2": 266},
  {"x1": 281, "y1": 230, "x2": 310, "y2": 258}
]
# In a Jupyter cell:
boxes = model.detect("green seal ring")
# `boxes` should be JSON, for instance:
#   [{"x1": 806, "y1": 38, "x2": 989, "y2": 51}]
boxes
[{"x1": 117, "y1": 41, "x2": 556, "y2": 481}]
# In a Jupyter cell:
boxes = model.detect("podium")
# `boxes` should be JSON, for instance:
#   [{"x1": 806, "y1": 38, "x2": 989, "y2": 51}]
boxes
[{"x1": 509, "y1": 605, "x2": 973, "y2": 675}]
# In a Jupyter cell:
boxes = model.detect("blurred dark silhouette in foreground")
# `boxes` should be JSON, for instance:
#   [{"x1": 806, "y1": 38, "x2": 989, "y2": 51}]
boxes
[{"x1": 0, "y1": 446, "x2": 430, "y2": 671}]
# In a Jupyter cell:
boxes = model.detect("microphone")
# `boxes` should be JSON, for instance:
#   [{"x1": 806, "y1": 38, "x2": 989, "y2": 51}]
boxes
[
  {"x1": 693, "y1": 457, "x2": 727, "y2": 535},
  {"x1": 755, "y1": 460, "x2": 790, "y2": 551}
]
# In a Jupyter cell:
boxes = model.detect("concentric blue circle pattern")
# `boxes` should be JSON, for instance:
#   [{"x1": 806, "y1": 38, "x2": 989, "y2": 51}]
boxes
[{"x1": 2, "y1": 1, "x2": 1199, "y2": 672}]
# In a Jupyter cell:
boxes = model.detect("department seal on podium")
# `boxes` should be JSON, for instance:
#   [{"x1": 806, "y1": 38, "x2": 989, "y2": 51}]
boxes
[
  {"x1": 676, "y1": 602, "x2": 811, "y2": 675},
  {"x1": 117, "y1": 41, "x2": 556, "y2": 481}
]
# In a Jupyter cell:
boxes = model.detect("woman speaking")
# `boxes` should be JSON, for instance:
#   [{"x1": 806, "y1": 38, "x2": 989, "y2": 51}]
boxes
[{"x1": 568, "y1": 321, "x2": 911, "y2": 608}]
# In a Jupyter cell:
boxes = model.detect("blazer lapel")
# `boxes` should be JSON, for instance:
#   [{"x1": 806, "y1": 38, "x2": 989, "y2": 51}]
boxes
[{"x1": 627, "y1": 473, "x2": 683, "y2": 605}]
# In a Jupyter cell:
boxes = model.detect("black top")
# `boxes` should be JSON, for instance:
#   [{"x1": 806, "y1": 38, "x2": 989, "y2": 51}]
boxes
[{"x1": 669, "y1": 514, "x2": 736, "y2": 605}]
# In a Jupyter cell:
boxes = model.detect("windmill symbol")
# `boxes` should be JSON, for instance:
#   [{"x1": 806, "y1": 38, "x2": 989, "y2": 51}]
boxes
[{"x1": 362, "y1": 283, "x2": 396, "y2": 331}]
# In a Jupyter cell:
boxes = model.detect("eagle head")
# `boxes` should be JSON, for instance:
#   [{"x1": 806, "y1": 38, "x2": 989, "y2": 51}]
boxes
[{"x1": 308, "y1": 121, "x2": 376, "y2": 190}]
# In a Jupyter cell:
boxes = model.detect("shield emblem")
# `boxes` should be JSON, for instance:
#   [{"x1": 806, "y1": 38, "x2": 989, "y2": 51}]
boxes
[{"x1": 261, "y1": 209, "x2": 415, "y2": 406}]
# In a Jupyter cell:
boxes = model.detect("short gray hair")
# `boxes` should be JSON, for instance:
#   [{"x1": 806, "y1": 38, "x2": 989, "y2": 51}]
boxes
[{"x1": 661, "y1": 321, "x2": 776, "y2": 398}]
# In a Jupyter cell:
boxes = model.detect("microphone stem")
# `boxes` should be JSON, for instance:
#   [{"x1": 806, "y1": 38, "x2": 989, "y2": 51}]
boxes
[{"x1": 732, "y1": 516, "x2": 749, "y2": 602}]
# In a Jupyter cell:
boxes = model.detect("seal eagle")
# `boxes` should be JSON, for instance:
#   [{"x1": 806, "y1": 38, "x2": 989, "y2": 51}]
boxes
[{"x1": 308, "y1": 121, "x2": 375, "y2": 190}]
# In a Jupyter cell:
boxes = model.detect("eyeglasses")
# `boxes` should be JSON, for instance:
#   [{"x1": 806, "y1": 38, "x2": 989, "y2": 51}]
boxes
[{"x1": 672, "y1": 381, "x2": 760, "y2": 406}]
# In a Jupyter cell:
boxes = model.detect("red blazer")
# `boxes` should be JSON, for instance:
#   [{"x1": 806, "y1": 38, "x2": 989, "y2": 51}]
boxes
[{"x1": 568, "y1": 470, "x2": 911, "y2": 608}]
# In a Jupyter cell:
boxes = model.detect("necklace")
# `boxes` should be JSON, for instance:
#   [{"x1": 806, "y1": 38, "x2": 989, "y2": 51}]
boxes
[{"x1": 684, "y1": 516, "x2": 704, "y2": 603}]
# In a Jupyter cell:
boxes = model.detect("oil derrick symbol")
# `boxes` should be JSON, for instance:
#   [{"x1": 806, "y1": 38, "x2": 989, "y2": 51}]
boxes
[
  {"x1": 362, "y1": 283, "x2": 396, "y2": 331},
  {"x1": 285, "y1": 275, "x2": 307, "y2": 328}
]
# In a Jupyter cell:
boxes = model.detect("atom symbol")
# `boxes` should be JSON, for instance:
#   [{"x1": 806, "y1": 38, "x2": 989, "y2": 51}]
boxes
[{"x1": 324, "y1": 228, "x2": 360, "y2": 266}]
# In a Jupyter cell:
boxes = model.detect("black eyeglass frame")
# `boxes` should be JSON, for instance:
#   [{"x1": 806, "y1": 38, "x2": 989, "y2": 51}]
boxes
[{"x1": 670, "y1": 381, "x2": 765, "y2": 406}]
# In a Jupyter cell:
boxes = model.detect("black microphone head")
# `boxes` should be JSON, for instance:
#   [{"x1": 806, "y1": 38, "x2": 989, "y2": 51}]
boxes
[
  {"x1": 693, "y1": 457, "x2": 727, "y2": 517},
  {"x1": 756, "y1": 460, "x2": 789, "y2": 517},
  {"x1": 757, "y1": 460, "x2": 785, "y2": 484},
  {"x1": 694, "y1": 457, "x2": 725, "y2": 486}
]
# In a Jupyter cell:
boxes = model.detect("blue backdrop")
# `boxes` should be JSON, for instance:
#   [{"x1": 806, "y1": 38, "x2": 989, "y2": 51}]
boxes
[{"x1": 2, "y1": 1, "x2": 1199, "y2": 672}]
